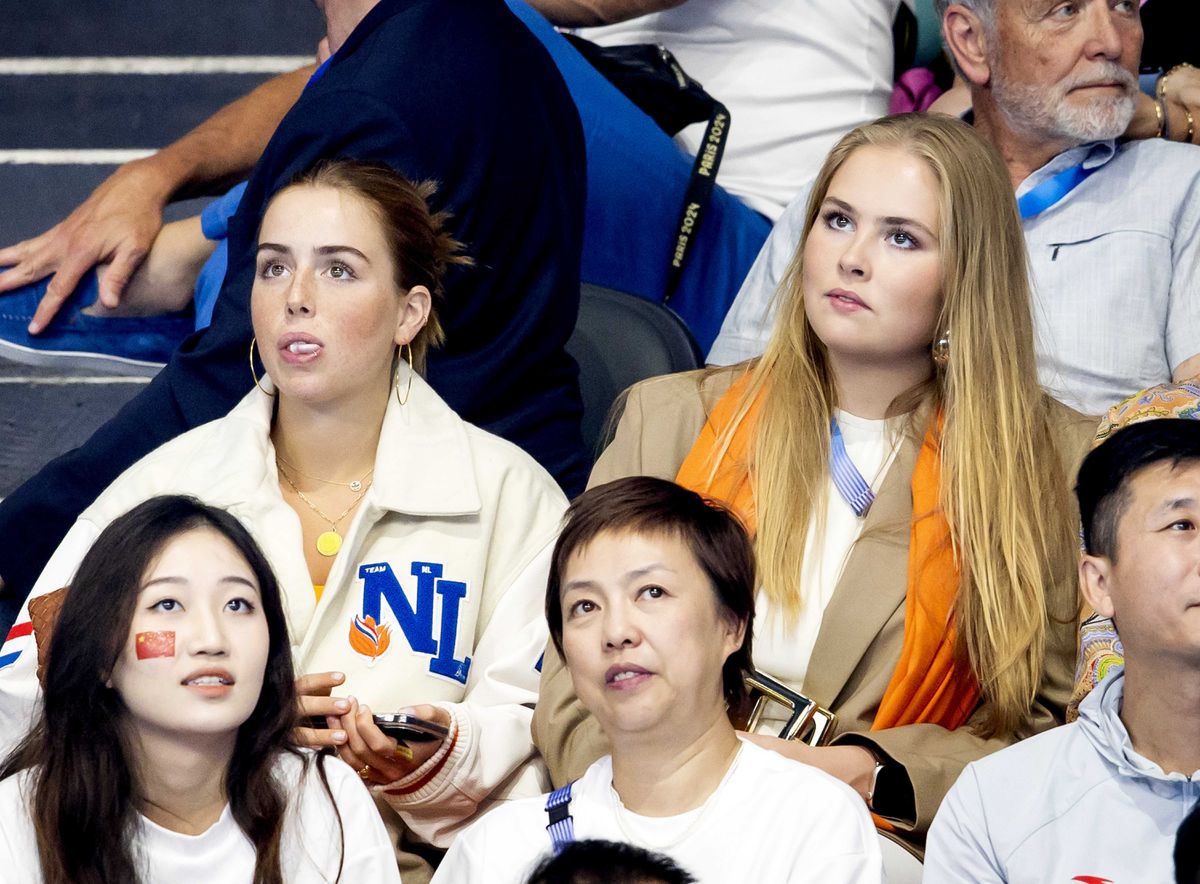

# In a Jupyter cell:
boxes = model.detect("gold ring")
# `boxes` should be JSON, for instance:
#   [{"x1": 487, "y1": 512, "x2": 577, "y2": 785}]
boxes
[{"x1": 357, "y1": 763, "x2": 372, "y2": 780}]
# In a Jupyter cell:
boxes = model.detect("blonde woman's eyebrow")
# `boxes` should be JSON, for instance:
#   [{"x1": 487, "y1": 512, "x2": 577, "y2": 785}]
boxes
[
  {"x1": 879, "y1": 215, "x2": 937, "y2": 240},
  {"x1": 822, "y1": 196, "x2": 857, "y2": 216},
  {"x1": 824, "y1": 196, "x2": 935, "y2": 239}
]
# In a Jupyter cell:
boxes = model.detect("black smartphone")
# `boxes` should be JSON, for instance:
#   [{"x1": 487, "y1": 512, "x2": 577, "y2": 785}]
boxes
[{"x1": 373, "y1": 713, "x2": 450, "y2": 742}]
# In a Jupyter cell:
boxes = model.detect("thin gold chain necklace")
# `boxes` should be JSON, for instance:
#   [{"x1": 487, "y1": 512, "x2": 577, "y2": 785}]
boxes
[
  {"x1": 275, "y1": 452, "x2": 374, "y2": 493},
  {"x1": 277, "y1": 463, "x2": 371, "y2": 557}
]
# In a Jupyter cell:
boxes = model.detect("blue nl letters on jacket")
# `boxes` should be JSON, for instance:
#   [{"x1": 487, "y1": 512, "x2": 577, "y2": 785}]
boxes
[{"x1": 358, "y1": 561, "x2": 472, "y2": 684}]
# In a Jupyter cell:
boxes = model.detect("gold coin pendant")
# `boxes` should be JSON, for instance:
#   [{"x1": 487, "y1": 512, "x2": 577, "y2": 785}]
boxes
[{"x1": 316, "y1": 530, "x2": 342, "y2": 557}]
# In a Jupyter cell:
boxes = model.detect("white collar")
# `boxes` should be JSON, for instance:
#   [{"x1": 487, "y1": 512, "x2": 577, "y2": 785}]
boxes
[
  {"x1": 1015, "y1": 140, "x2": 1118, "y2": 199},
  {"x1": 239, "y1": 367, "x2": 482, "y2": 519}
]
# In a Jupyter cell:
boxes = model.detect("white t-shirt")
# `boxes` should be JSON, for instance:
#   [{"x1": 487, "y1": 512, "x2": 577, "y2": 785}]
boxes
[
  {"x1": 582, "y1": 0, "x2": 904, "y2": 220},
  {"x1": 0, "y1": 752, "x2": 402, "y2": 883},
  {"x1": 754, "y1": 410, "x2": 901, "y2": 699},
  {"x1": 432, "y1": 740, "x2": 883, "y2": 883}
]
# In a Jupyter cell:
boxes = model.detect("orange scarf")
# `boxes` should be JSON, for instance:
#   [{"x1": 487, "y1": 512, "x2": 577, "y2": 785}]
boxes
[{"x1": 675, "y1": 375, "x2": 979, "y2": 731}]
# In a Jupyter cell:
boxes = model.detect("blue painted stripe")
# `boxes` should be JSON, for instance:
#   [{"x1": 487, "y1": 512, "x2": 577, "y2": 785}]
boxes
[{"x1": 0, "y1": 651, "x2": 22, "y2": 670}]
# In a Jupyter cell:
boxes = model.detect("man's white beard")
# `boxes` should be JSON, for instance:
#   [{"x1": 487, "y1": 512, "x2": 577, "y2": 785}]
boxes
[{"x1": 992, "y1": 60, "x2": 1137, "y2": 144}]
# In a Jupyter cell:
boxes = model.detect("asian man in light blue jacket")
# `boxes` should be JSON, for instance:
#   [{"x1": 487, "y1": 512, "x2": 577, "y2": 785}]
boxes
[{"x1": 925, "y1": 417, "x2": 1200, "y2": 883}]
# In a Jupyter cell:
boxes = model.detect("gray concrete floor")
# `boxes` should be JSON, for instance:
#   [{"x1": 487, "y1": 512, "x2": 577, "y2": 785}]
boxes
[
  {"x1": 0, "y1": 0, "x2": 322, "y2": 494},
  {"x1": 0, "y1": 362, "x2": 148, "y2": 497},
  {"x1": 0, "y1": 1, "x2": 323, "y2": 625},
  {"x1": 0, "y1": 0, "x2": 323, "y2": 245}
]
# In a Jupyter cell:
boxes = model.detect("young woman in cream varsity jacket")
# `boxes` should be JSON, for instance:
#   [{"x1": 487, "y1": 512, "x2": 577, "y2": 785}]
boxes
[{"x1": 0, "y1": 161, "x2": 567, "y2": 872}]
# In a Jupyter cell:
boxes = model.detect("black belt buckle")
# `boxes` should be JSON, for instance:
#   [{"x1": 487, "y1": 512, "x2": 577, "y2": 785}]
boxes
[{"x1": 733, "y1": 669, "x2": 836, "y2": 746}]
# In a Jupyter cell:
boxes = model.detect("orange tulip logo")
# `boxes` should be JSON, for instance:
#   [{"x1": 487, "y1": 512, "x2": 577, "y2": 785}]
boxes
[{"x1": 349, "y1": 614, "x2": 392, "y2": 665}]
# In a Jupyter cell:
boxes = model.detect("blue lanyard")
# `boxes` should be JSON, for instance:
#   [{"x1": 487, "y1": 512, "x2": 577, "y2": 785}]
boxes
[
  {"x1": 1017, "y1": 162, "x2": 1097, "y2": 220},
  {"x1": 830, "y1": 418, "x2": 875, "y2": 518}
]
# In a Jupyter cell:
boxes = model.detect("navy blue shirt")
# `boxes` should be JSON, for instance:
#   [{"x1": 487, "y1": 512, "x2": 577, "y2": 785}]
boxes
[{"x1": 0, "y1": 0, "x2": 587, "y2": 599}]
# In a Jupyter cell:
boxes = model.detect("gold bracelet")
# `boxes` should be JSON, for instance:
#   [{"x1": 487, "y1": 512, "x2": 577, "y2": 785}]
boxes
[
  {"x1": 1154, "y1": 97, "x2": 1165, "y2": 138},
  {"x1": 1159, "y1": 62, "x2": 1195, "y2": 101},
  {"x1": 1186, "y1": 107, "x2": 1196, "y2": 145}
]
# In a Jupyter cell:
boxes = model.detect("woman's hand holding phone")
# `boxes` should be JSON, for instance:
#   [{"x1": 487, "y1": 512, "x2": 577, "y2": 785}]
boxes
[{"x1": 338, "y1": 700, "x2": 451, "y2": 785}]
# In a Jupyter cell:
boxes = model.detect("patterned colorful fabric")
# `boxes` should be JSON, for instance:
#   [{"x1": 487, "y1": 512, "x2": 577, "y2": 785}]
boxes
[
  {"x1": 1067, "y1": 615, "x2": 1124, "y2": 723},
  {"x1": 1093, "y1": 381, "x2": 1200, "y2": 448}
]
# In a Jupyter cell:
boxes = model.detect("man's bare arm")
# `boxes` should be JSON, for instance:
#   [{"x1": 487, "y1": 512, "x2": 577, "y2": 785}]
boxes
[
  {"x1": 87, "y1": 216, "x2": 217, "y2": 317},
  {"x1": 0, "y1": 64, "x2": 314, "y2": 332},
  {"x1": 525, "y1": 0, "x2": 686, "y2": 28},
  {"x1": 147, "y1": 63, "x2": 316, "y2": 201}
]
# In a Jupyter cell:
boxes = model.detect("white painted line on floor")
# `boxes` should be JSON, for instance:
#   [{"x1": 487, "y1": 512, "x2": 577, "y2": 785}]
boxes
[
  {"x1": 0, "y1": 149, "x2": 155, "y2": 164},
  {"x1": 0, "y1": 56, "x2": 312, "y2": 75},
  {"x1": 0, "y1": 376, "x2": 151, "y2": 384}
]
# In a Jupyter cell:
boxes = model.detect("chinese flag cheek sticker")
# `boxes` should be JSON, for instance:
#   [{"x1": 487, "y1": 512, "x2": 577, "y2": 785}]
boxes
[{"x1": 135, "y1": 631, "x2": 175, "y2": 660}]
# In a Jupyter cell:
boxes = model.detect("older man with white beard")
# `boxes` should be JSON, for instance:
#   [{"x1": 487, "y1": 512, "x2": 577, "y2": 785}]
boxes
[{"x1": 708, "y1": 0, "x2": 1200, "y2": 419}]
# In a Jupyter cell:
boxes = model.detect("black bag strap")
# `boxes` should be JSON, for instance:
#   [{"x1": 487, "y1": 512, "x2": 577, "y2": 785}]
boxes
[
  {"x1": 561, "y1": 37, "x2": 714, "y2": 136},
  {"x1": 562, "y1": 36, "x2": 730, "y2": 300}
]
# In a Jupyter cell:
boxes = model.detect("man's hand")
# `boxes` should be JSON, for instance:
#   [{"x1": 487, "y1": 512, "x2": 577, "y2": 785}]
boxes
[
  {"x1": 928, "y1": 75, "x2": 972, "y2": 118},
  {"x1": 0, "y1": 56, "x2": 310, "y2": 335},
  {"x1": 1128, "y1": 66, "x2": 1200, "y2": 144},
  {"x1": 295, "y1": 670, "x2": 352, "y2": 748},
  {"x1": 338, "y1": 700, "x2": 452, "y2": 785},
  {"x1": 0, "y1": 158, "x2": 173, "y2": 333},
  {"x1": 1163, "y1": 65, "x2": 1200, "y2": 145}
]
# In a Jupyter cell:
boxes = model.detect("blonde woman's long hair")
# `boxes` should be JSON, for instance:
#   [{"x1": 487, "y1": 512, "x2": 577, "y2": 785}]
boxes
[{"x1": 708, "y1": 114, "x2": 1074, "y2": 737}]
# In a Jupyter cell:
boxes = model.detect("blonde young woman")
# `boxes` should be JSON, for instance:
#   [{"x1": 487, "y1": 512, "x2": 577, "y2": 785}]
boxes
[{"x1": 533, "y1": 114, "x2": 1095, "y2": 863}]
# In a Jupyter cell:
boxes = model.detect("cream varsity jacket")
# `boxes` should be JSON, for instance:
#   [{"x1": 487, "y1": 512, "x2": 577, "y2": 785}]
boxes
[{"x1": 0, "y1": 374, "x2": 567, "y2": 847}]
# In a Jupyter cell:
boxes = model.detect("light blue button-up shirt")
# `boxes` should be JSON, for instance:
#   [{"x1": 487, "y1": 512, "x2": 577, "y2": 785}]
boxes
[{"x1": 709, "y1": 138, "x2": 1200, "y2": 417}]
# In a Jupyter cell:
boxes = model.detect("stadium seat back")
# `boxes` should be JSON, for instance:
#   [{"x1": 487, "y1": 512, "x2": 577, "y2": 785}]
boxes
[{"x1": 567, "y1": 284, "x2": 704, "y2": 461}]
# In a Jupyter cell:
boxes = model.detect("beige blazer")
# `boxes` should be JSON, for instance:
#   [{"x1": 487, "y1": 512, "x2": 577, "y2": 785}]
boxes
[{"x1": 533, "y1": 366, "x2": 1097, "y2": 854}]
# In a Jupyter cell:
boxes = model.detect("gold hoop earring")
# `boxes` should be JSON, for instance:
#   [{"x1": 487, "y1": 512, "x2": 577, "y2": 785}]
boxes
[
  {"x1": 249, "y1": 338, "x2": 275, "y2": 396},
  {"x1": 932, "y1": 332, "x2": 951, "y2": 368},
  {"x1": 394, "y1": 342, "x2": 414, "y2": 407}
]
